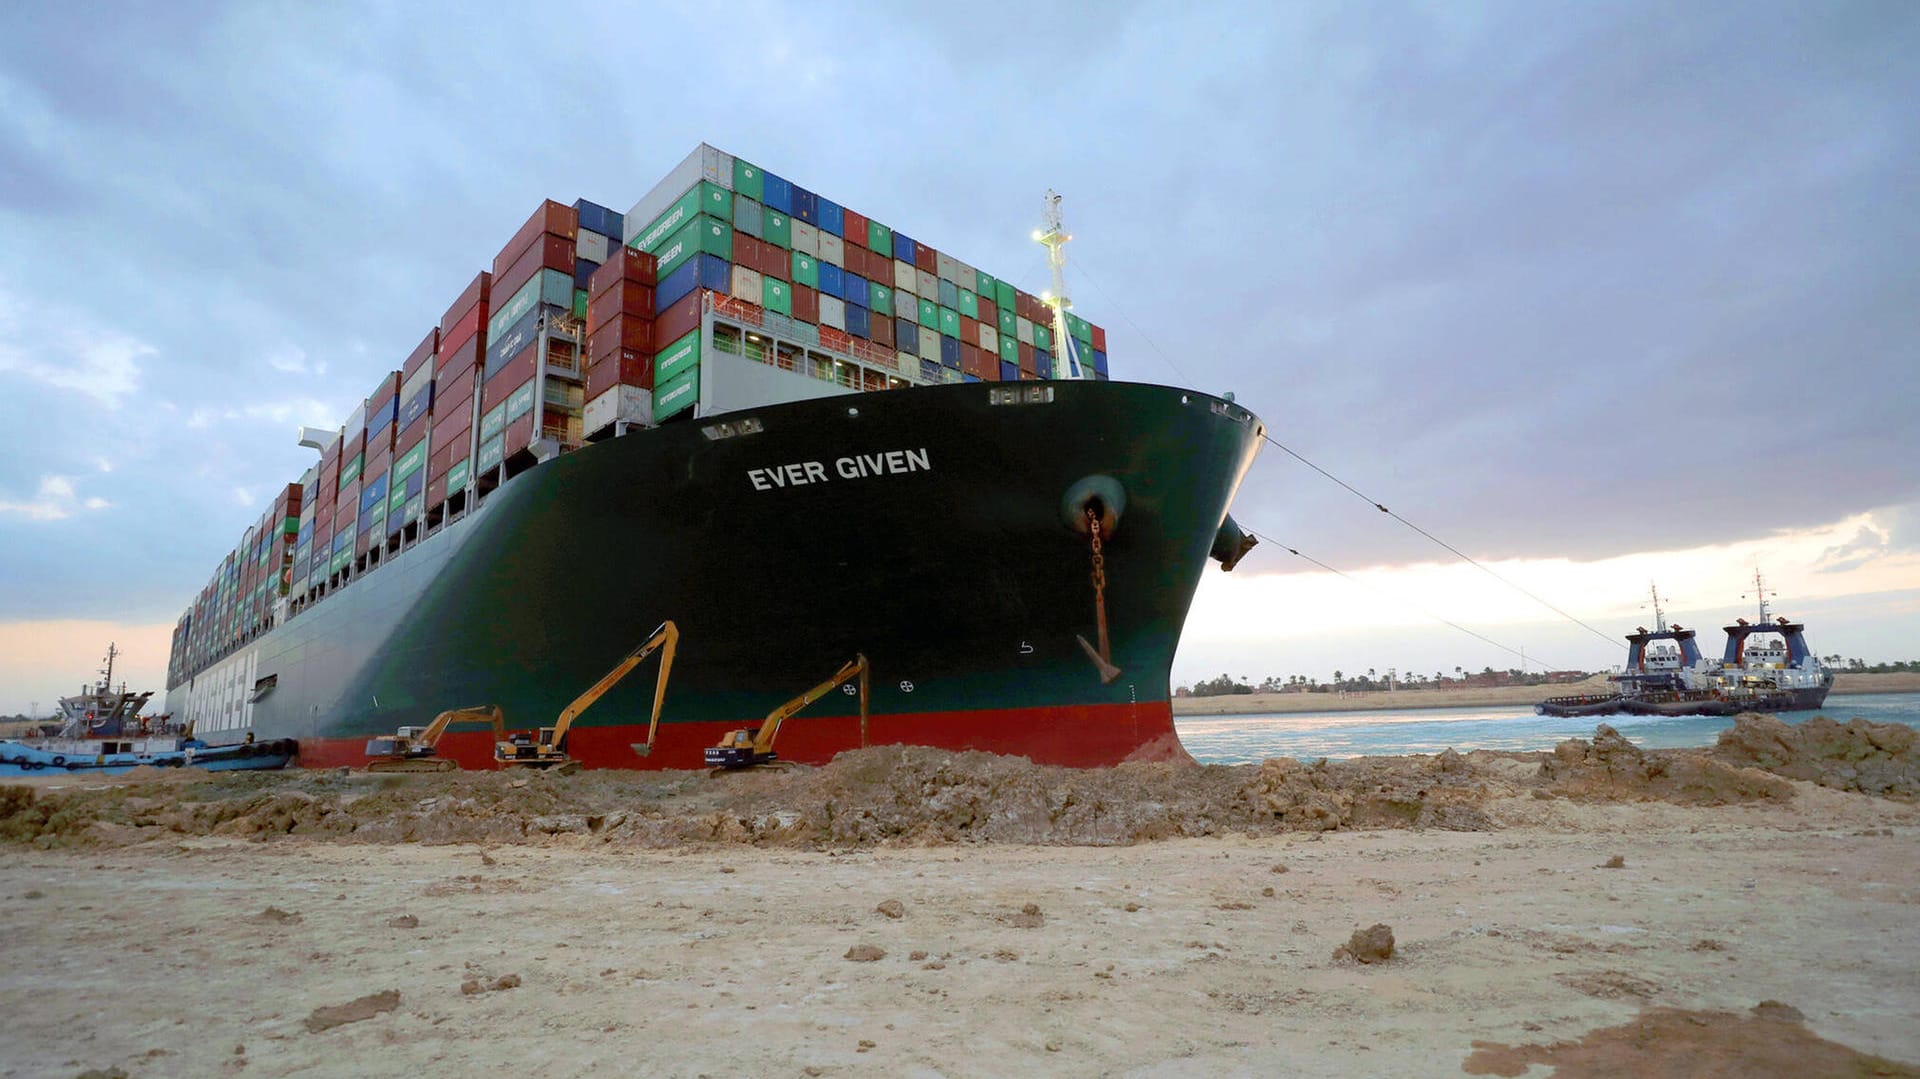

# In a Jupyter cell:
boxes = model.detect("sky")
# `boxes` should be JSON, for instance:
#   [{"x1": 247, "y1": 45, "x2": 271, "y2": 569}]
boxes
[{"x1": 1, "y1": 1, "x2": 1916, "y2": 712}]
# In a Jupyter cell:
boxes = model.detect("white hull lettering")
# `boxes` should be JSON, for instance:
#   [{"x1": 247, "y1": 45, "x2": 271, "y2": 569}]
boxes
[{"x1": 752, "y1": 448, "x2": 932, "y2": 490}]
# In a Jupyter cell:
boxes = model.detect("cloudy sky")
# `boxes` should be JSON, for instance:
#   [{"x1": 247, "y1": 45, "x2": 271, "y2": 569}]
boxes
[{"x1": 1, "y1": 1, "x2": 1915, "y2": 711}]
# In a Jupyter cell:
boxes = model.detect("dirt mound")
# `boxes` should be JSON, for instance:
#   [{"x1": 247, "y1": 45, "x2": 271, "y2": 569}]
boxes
[
  {"x1": 1463, "y1": 1002, "x2": 1920, "y2": 1077},
  {"x1": 1537, "y1": 725, "x2": 1794, "y2": 805},
  {"x1": 1712, "y1": 713, "x2": 1920, "y2": 799}
]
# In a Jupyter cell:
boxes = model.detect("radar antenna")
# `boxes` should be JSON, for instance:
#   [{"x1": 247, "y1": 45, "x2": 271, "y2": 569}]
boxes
[
  {"x1": 1034, "y1": 191, "x2": 1086, "y2": 381},
  {"x1": 1743, "y1": 567, "x2": 1775, "y2": 624}
]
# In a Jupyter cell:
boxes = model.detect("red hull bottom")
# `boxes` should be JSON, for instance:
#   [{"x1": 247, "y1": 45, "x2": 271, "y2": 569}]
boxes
[{"x1": 295, "y1": 701, "x2": 1191, "y2": 771}]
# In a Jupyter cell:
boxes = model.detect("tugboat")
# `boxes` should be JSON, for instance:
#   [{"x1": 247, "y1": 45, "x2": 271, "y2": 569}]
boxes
[
  {"x1": 0, "y1": 645, "x2": 296, "y2": 776},
  {"x1": 1537, "y1": 576, "x2": 1834, "y2": 718}
]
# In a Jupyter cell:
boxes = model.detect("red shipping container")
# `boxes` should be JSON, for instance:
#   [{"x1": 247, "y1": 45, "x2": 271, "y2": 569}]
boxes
[
  {"x1": 589, "y1": 247, "x2": 657, "y2": 296},
  {"x1": 437, "y1": 365, "x2": 476, "y2": 413},
  {"x1": 368, "y1": 371, "x2": 401, "y2": 412},
  {"x1": 653, "y1": 291, "x2": 704, "y2": 348},
  {"x1": 860, "y1": 245, "x2": 886, "y2": 283},
  {"x1": 440, "y1": 271, "x2": 491, "y2": 336},
  {"x1": 426, "y1": 473, "x2": 447, "y2": 511},
  {"x1": 585, "y1": 348, "x2": 654, "y2": 397},
  {"x1": 588, "y1": 316, "x2": 654, "y2": 364},
  {"x1": 432, "y1": 405, "x2": 472, "y2": 451},
  {"x1": 913, "y1": 243, "x2": 936, "y2": 275},
  {"x1": 960, "y1": 318, "x2": 980, "y2": 347},
  {"x1": 494, "y1": 232, "x2": 575, "y2": 302},
  {"x1": 355, "y1": 529, "x2": 371, "y2": 559},
  {"x1": 870, "y1": 314, "x2": 894, "y2": 349},
  {"x1": 977, "y1": 297, "x2": 997, "y2": 326},
  {"x1": 1090, "y1": 324, "x2": 1106, "y2": 352},
  {"x1": 791, "y1": 284, "x2": 818, "y2": 324},
  {"x1": 428, "y1": 437, "x2": 468, "y2": 480},
  {"x1": 437, "y1": 327, "x2": 483, "y2": 377},
  {"x1": 485, "y1": 344, "x2": 537, "y2": 396},
  {"x1": 395, "y1": 416, "x2": 429, "y2": 457},
  {"x1": 757, "y1": 243, "x2": 787, "y2": 281},
  {"x1": 960, "y1": 342, "x2": 984, "y2": 377},
  {"x1": 818, "y1": 326, "x2": 851, "y2": 353},
  {"x1": 586, "y1": 280, "x2": 654, "y2": 334},
  {"x1": 492, "y1": 200, "x2": 578, "y2": 282},
  {"x1": 1018, "y1": 341, "x2": 1036, "y2": 372},
  {"x1": 403, "y1": 328, "x2": 439, "y2": 381},
  {"x1": 842, "y1": 209, "x2": 868, "y2": 249},
  {"x1": 503, "y1": 414, "x2": 535, "y2": 458}
]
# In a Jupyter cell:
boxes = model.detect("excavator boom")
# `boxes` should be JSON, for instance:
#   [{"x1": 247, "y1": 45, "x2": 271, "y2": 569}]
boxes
[
  {"x1": 706, "y1": 654, "x2": 869, "y2": 770},
  {"x1": 496, "y1": 621, "x2": 678, "y2": 771},
  {"x1": 366, "y1": 705, "x2": 506, "y2": 772}
]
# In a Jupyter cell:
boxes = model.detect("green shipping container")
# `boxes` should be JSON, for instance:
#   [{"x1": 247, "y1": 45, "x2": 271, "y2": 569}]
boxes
[
  {"x1": 634, "y1": 181, "x2": 731, "y2": 254},
  {"x1": 488, "y1": 269, "x2": 572, "y2": 341},
  {"x1": 339, "y1": 453, "x2": 363, "y2": 488},
  {"x1": 958, "y1": 289, "x2": 978, "y2": 319},
  {"x1": 867, "y1": 219, "x2": 891, "y2": 256},
  {"x1": 994, "y1": 279, "x2": 1016, "y2": 311},
  {"x1": 791, "y1": 252, "x2": 818, "y2": 288},
  {"x1": 763, "y1": 278, "x2": 792, "y2": 316},
  {"x1": 732, "y1": 158, "x2": 763, "y2": 200},
  {"x1": 653, "y1": 215, "x2": 732, "y2": 280},
  {"x1": 393, "y1": 440, "x2": 428, "y2": 482},
  {"x1": 480, "y1": 401, "x2": 508, "y2": 442},
  {"x1": 974, "y1": 269, "x2": 996, "y2": 298},
  {"x1": 998, "y1": 309, "x2": 1017, "y2": 337},
  {"x1": 505, "y1": 379, "x2": 536, "y2": 422},
  {"x1": 938, "y1": 306, "x2": 960, "y2": 338},
  {"x1": 917, "y1": 296, "x2": 937, "y2": 329},
  {"x1": 654, "y1": 364, "x2": 699, "y2": 420},
  {"x1": 445, "y1": 457, "x2": 471, "y2": 493},
  {"x1": 763, "y1": 211, "x2": 790, "y2": 248},
  {"x1": 869, "y1": 282, "x2": 894, "y2": 318},
  {"x1": 999, "y1": 335, "x2": 1018, "y2": 367},
  {"x1": 656, "y1": 329, "x2": 700, "y2": 384},
  {"x1": 1069, "y1": 312, "x2": 1093, "y2": 344},
  {"x1": 1034, "y1": 323, "x2": 1052, "y2": 351},
  {"x1": 477, "y1": 432, "x2": 505, "y2": 474},
  {"x1": 572, "y1": 288, "x2": 589, "y2": 321}
]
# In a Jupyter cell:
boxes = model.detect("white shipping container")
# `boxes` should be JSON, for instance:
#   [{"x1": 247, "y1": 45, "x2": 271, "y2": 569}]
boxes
[
  {"x1": 892, "y1": 259, "x2": 916, "y2": 295},
  {"x1": 400, "y1": 358, "x2": 434, "y2": 405},
  {"x1": 917, "y1": 326, "x2": 939, "y2": 361},
  {"x1": 817, "y1": 233, "x2": 844, "y2": 267},
  {"x1": 934, "y1": 252, "x2": 959, "y2": 283},
  {"x1": 576, "y1": 230, "x2": 610, "y2": 265},
  {"x1": 624, "y1": 143, "x2": 734, "y2": 246},
  {"x1": 1016, "y1": 317, "x2": 1034, "y2": 345},
  {"x1": 731, "y1": 266, "x2": 763, "y2": 305},
  {"x1": 791, "y1": 220, "x2": 819, "y2": 256},
  {"x1": 916, "y1": 268, "x2": 937, "y2": 299},
  {"x1": 980, "y1": 324, "x2": 999, "y2": 353},
  {"x1": 950, "y1": 258, "x2": 975, "y2": 290},
  {"x1": 583, "y1": 384, "x2": 654, "y2": 435},
  {"x1": 819, "y1": 294, "x2": 846, "y2": 331},
  {"x1": 897, "y1": 350, "x2": 917, "y2": 375}
]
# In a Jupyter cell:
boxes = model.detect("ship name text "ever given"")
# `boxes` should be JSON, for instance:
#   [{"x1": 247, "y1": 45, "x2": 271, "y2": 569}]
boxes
[{"x1": 747, "y1": 448, "x2": 932, "y2": 491}]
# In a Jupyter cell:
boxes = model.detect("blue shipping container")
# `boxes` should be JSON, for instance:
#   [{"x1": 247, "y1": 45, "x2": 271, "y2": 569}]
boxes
[
  {"x1": 845, "y1": 303, "x2": 871, "y2": 340},
  {"x1": 818, "y1": 261, "x2": 845, "y2": 300},
  {"x1": 1035, "y1": 348, "x2": 1053, "y2": 375},
  {"x1": 937, "y1": 278, "x2": 958, "y2": 308},
  {"x1": 999, "y1": 360, "x2": 1019, "y2": 381},
  {"x1": 398, "y1": 383, "x2": 434, "y2": 430},
  {"x1": 573, "y1": 259, "x2": 600, "y2": 290},
  {"x1": 895, "y1": 316, "x2": 917, "y2": 348},
  {"x1": 939, "y1": 335, "x2": 959, "y2": 367},
  {"x1": 485, "y1": 307, "x2": 544, "y2": 378},
  {"x1": 367, "y1": 395, "x2": 398, "y2": 435},
  {"x1": 762, "y1": 172, "x2": 792, "y2": 214},
  {"x1": 920, "y1": 359, "x2": 943, "y2": 382},
  {"x1": 657, "y1": 252, "x2": 728, "y2": 310},
  {"x1": 572, "y1": 199, "x2": 622, "y2": 239},
  {"x1": 817, "y1": 198, "x2": 843, "y2": 237},
  {"x1": 842, "y1": 272, "x2": 868, "y2": 308},
  {"x1": 697, "y1": 251, "x2": 730, "y2": 294},
  {"x1": 1093, "y1": 349, "x2": 1108, "y2": 374},
  {"x1": 792, "y1": 187, "x2": 817, "y2": 225},
  {"x1": 360, "y1": 474, "x2": 388, "y2": 516},
  {"x1": 892, "y1": 232, "x2": 915, "y2": 264},
  {"x1": 962, "y1": 373, "x2": 981, "y2": 383}
]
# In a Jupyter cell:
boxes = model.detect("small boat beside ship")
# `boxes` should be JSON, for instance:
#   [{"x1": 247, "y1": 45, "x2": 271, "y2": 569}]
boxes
[
  {"x1": 0, "y1": 645, "x2": 296, "y2": 776},
  {"x1": 1537, "y1": 576, "x2": 1835, "y2": 719}
]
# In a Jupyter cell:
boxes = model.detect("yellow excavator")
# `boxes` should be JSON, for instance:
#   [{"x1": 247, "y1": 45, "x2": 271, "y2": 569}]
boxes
[
  {"x1": 705, "y1": 654, "x2": 869, "y2": 771},
  {"x1": 494, "y1": 621, "x2": 678, "y2": 773},
  {"x1": 364, "y1": 706, "x2": 505, "y2": 772}
]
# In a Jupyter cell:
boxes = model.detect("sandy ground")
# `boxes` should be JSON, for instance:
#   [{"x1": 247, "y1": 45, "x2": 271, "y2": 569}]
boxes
[
  {"x1": 1171, "y1": 671, "x2": 1920, "y2": 717},
  {"x1": 1, "y1": 788, "x2": 1916, "y2": 1079}
]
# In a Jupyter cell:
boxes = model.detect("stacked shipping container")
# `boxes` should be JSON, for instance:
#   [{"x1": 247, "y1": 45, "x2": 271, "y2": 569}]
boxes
[{"x1": 170, "y1": 144, "x2": 1114, "y2": 686}]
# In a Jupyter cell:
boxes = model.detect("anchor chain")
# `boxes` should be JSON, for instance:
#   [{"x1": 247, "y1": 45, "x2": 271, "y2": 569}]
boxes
[{"x1": 1073, "y1": 505, "x2": 1121, "y2": 683}]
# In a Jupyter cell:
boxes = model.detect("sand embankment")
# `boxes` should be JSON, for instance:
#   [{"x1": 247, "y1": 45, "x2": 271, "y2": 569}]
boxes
[
  {"x1": 1172, "y1": 670, "x2": 1920, "y2": 717},
  {"x1": 2, "y1": 713, "x2": 1917, "y2": 1077}
]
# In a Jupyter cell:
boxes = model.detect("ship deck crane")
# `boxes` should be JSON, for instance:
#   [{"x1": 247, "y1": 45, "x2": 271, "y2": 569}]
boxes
[
  {"x1": 494, "y1": 620, "x2": 679, "y2": 773},
  {"x1": 365, "y1": 706, "x2": 505, "y2": 772},
  {"x1": 705, "y1": 654, "x2": 869, "y2": 771}
]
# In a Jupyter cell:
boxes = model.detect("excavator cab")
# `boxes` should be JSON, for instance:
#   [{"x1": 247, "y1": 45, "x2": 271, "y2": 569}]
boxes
[
  {"x1": 366, "y1": 711, "x2": 503, "y2": 772},
  {"x1": 495, "y1": 622, "x2": 678, "y2": 773},
  {"x1": 706, "y1": 655, "x2": 868, "y2": 771}
]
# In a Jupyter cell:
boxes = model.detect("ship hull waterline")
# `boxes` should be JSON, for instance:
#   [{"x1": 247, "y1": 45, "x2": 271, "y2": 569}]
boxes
[{"x1": 169, "y1": 380, "x2": 1265, "y2": 771}]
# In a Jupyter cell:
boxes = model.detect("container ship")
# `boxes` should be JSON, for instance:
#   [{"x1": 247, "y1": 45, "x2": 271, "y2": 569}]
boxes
[{"x1": 163, "y1": 145, "x2": 1265, "y2": 769}]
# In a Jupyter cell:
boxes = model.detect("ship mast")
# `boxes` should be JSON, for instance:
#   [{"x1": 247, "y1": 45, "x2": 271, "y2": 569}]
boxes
[
  {"x1": 1034, "y1": 191, "x2": 1085, "y2": 380},
  {"x1": 1744, "y1": 567, "x2": 1774, "y2": 623},
  {"x1": 100, "y1": 642, "x2": 118, "y2": 694},
  {"x1": 1648, "y1": 583, "x2": 1667, "y2": 633}
]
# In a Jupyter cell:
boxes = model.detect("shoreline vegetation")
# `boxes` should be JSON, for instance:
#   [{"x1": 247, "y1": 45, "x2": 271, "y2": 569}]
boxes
[{"x1": 1171, "y1": 670, "x2": 1920, "y2": 717}]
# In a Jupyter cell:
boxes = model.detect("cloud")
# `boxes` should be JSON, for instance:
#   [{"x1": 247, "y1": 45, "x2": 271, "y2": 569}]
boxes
[
  {"x1": 0, "y1": 285, "x2": 152, "y2": 407},
  {"x1": 1816, "y1": 523, "x2": 1891, "y2": 573},
  {"x1": 0, "y1": 475, "x2": 112, "y2": 521},
  {"x1": 265, "y1": 345, "x2": 326, "y2": 376}
]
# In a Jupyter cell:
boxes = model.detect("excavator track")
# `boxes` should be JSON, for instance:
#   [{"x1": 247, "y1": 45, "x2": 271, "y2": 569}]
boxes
[{"x1": 365, "y1": 758, "x2": 458, "y2": 773}]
